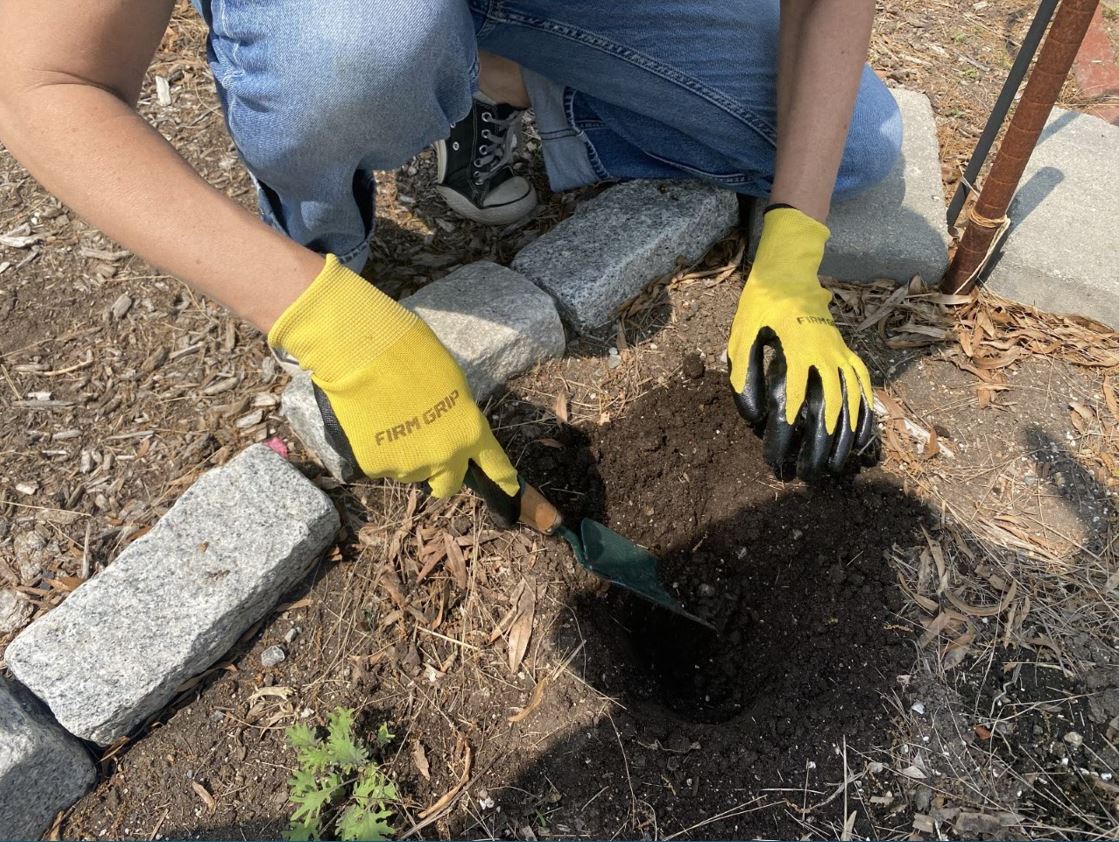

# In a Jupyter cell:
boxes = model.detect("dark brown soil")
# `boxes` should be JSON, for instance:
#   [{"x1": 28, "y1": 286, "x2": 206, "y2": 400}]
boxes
[{"x1": 480, "y1": 371, "x2": 933, "y2": 839}]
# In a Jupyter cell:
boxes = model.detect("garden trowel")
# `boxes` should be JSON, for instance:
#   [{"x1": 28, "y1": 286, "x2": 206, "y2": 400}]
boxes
[{"x1": 465, "y1": 464, "x2": 713, "y2": 630}]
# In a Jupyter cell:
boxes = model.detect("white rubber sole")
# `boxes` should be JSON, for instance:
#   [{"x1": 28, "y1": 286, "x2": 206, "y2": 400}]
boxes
[
  {"x1": 435, "y1": 182, "x2": 538, "y2": 226},
  {"x1": 434, "y1": 138, "x2": 450, "y2": 182}
]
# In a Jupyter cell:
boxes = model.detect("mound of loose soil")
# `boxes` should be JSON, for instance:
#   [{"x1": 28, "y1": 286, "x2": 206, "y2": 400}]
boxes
[{"x1": 493, "y1": 370, "x2": 933, "y2": 838}]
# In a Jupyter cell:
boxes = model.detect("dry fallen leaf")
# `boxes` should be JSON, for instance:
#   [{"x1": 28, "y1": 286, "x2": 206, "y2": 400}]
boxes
[
  {"x1": 444, "y1": 533, "x2": 468, "y2": 590},
  {"x1": 1104, "y1": 377, "x2": 1119, "y2": 425},
  {"x1": 379, "y1": 571, "x2": 408, "y2": 610},
  {"x1": 419, "y1": 737, "x2": 473, "y2": 820},
  {"x1": 919, "y1": 610, "x2": 964, "y2": 648},
  {"x1": 912, "y1": 814, "x2": 935, "y2": 834},
  {"x1": 615, "y1": 322, "x2": 629, "y2": 352},
  {"x1": 277, "y1": 596, "x2": 314, "y2": 613},
  {"x1": 509, "y1": 676, "x2": 550, "y2": 723},
  {"x1": 413, "y1": 740, "x2": 431, "y2": 781},
  {"x1": 553, "y1": 390, "x2": 569, "y2": 425},
  {"x1": 191, "y1": 781, "x2": 216, "y2": 811},
  {"x1": 44, "y1": 576, "x2": 84, "y2": 593},
  {"x1": 507, "y1": 579, "x2": 536, "y2": 674},
  {"x1": 489, "y1": 579, "x2": 527, "y2": 644},
  {"x1": 945, "y1": 578, "x2": 1017, "y2": 618}
]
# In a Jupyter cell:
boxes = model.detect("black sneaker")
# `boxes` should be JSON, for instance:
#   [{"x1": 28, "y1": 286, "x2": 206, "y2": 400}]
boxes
[{"x1": 434, "y1": 93, "x2": 537, "y2": 225}]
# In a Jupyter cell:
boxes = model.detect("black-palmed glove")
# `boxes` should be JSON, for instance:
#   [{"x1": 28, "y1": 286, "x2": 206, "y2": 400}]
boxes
[{"x1": 727, "y1": 207, "x2": 877, "y2": 480}]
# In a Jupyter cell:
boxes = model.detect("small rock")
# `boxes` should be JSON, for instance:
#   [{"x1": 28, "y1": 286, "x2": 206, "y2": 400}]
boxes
[
  {"x1": 913, "y1": 783, "x2": 933, "y2": 812},
  {"x1": 1064, "y1": 731, "x2": 1083, "y2": 747},
  {"x1": 284, "y1": 626, "x2": 300, "y2": 644},
  {"x1": 0, "y1": 589, "x2": 31, "y2": 635},
  {"x1": 682, "y1": 352, "x2": 705, "y2": 380},
  {"x1": 910, "y1": 701, "x2": 926, "y2": 715},
  {"x1": 110, "y1": 294, "x2": 133, "y2": 320},
  {"x1": 14, "y1": 482, "x2": 38, "y2": 496},
  {"x1": 235, "y1": 409, "x2": 264, "y2": 430},
  {"x1": 260, "y1": 645, "x2": 286, "y2": 668}
]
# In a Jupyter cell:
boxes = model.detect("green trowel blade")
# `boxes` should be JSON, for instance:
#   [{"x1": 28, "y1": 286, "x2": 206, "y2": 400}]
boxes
[{"x1": 558, "y1": 519, "x2": 714, "y2": 630}]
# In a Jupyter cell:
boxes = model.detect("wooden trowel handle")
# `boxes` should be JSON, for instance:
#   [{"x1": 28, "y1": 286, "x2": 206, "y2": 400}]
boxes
[
  {"x1": 463, "y1": 464, "x2": 563, "y2": 536},
  {"x1": 517, "y1": 482, "x2": 564, "y2": 535}
]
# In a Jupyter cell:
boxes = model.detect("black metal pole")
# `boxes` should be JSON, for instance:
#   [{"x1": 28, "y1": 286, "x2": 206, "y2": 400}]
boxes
[{"x1": 946, "y1": 0, "x2": 1059, "y2": 228}]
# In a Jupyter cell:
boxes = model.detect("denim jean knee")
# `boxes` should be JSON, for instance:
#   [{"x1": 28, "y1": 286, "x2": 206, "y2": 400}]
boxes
[
  {"x1": 833, "y1": 68, "x2": 904, "y2": 199},
  {"x1": 193, "y1": 0, "x2": 479, "y2": 262}
]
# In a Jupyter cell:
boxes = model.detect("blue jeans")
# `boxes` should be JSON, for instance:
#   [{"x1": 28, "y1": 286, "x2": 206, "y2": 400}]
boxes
[{"x1": 194, "y1": 0, "x2": 902, "y2": 269}]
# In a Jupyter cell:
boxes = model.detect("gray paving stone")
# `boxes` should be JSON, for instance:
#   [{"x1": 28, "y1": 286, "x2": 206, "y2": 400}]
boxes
[
  {"x1": 513, "y1": 181, "x2": 739, "y2": 332},
  {"x1": 282, "y1": 262, "x2": 565, "y2": 480},
  {"x1": 402, "y1": 261, "x2": 566, "y2": 399},
  {"x1": 749, "y1": 87, "x2": 950, "y2": 284},
  {"x1": 0, "y1": 676, "x2": 95, "y2": 839},
  {"x1": 984, "y1": 108, "x2": 1119, "y2": 329},
  {"x1": 6, "y1": 445, "x2": 338, "y2": 745},
  {"x1": 281, "y1": 372, "x2": 354, "y2": 481}
]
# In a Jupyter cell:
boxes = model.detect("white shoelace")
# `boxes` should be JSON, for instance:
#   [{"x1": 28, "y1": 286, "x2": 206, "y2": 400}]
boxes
[{"x1": 474, "y1": 110, "x2": 519, "y2": 185}]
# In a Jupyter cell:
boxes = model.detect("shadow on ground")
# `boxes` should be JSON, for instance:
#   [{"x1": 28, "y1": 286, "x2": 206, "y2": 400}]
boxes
[
  {"x1": 472, "y1": 375, "x2": 936, "y2": 839},
  {"x1": 480, "y1": 481, "x2": 931, "y2": 839}
]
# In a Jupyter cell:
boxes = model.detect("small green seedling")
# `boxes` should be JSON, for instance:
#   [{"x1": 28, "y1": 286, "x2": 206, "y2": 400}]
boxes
[{"x1": 284, "y1": 708, "x2": 398, "y2": 841}]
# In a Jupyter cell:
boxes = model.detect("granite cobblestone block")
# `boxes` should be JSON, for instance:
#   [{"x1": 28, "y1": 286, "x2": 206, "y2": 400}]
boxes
[
  {"x1": 6, "y1": 444, "x2": 339, "y2": 744},
  {"x1": 0, "y1": 677, "x2": 95, "y2": 839},
  {"x1": 513, "y1": 180, "x2": 740, "y2": 332}
]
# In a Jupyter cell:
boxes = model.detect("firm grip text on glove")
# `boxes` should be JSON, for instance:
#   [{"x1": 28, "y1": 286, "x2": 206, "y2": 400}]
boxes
[{"x1": 375, "y1": 389, "x2": 461, "y2": 446}]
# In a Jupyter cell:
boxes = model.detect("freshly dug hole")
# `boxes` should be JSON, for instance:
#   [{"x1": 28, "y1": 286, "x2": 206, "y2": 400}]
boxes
[
  {"x1": 510, "y1": 369, "x2": 931, "y2": 837},
  {"x1": 624, "y1": 472, "x2": 921, "y2": 724}
]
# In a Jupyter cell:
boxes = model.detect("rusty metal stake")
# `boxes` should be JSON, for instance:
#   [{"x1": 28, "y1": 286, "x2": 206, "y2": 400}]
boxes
[{"x1": 942, "y1": 0, "x2": 1100, "y2": 294}]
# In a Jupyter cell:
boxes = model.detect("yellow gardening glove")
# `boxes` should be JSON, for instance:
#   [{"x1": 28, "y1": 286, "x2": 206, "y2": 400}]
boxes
[
  {"x1": 268, "y1": 256, "x2": 518, "y2": 498},
  {"x1": 727, "y1": 207, "x2": 877, "y2": 479}
]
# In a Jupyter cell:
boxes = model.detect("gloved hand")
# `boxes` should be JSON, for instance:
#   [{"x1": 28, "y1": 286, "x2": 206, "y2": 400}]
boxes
[
  {"x1": 268, "y1": 255, "x2": 518, "y2": 498},
  {"x1": 727, "y1": 206, "x2": 876, "y2": 480}
]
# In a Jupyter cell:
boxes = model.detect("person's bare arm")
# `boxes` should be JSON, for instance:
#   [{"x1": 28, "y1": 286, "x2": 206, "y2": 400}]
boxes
[
  {"x1": 769, "y1": 0, "x2": 875, "y2": 222},
  {"x1": 0, "y1": 0, "x2": 323, "y2": 333}
]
